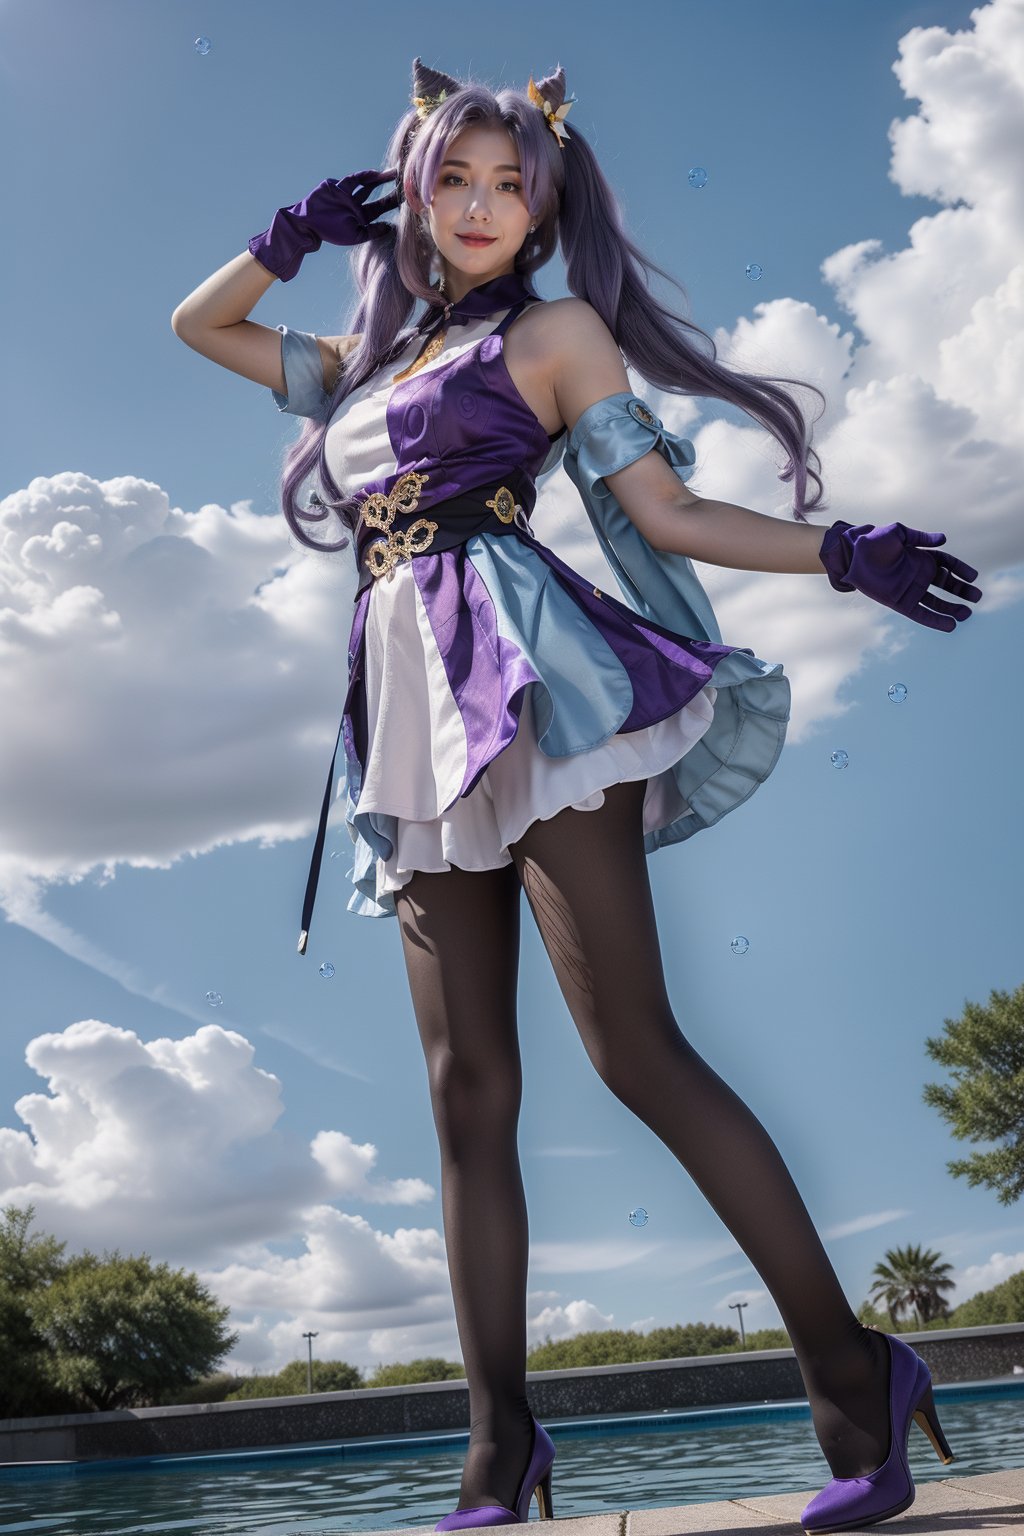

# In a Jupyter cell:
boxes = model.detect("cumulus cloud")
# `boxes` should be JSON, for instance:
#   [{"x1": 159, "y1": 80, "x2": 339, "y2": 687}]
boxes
[
  {"x1": 0, "y1": 1020, "x2": 433, "y2": 1266},
  {"x1": 539, "y1": 0, "x2": 1024, "y2": 744}
]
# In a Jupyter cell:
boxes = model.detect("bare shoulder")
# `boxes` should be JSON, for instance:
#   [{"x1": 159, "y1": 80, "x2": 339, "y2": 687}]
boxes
[{"x1": 530, "y1": 298, "x2": 631, "y2": 438}]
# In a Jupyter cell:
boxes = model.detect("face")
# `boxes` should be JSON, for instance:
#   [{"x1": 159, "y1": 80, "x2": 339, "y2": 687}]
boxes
[{"x1": 424, "y1": 121, "x2": 534, "y2": 301}]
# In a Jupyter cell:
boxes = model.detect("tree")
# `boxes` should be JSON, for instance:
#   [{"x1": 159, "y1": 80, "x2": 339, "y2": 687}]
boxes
[
  {"x1": 0, "y1": 1205, "x2": 77, "y2": 1418},
  {"x1": 922, "y1": 982, "x2": 1024, "y2": 1205},
  {"x1": 867, "y1": 1244, "x2": 956, "y2": 1328},
  {"x1": 30, "y1": 1250, "x2": 238, "y2": 1411}
]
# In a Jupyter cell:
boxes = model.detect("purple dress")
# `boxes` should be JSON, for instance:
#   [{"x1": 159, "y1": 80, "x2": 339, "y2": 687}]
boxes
[{"x1": 271, "y1": 274, "x2": 790, "y2": 937}]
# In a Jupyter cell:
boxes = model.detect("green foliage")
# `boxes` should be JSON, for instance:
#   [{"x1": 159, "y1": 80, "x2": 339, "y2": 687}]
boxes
[
  {"x1": 0, "y1": 1205, "x2": 79, "y2": 1418},
  {"x1": 0, "y1": 1206, "x2": 239, "y2": 1415},
  {"x1": 224, "y1": 1357, "x2": 362, "y2": 1399},
  {"x1": 942, "y1": 1268, "x2": 1024, "y2": 1326},
  {"x1": 865, "y1": 1243, "x2": 956, "y2": 1329},
  {"x1": 922, "y1": 982, "x2": 1024, "y2": 1205},
  {"x1": 362, "y1": 1356, "x2": 467, "y2": 1387}
]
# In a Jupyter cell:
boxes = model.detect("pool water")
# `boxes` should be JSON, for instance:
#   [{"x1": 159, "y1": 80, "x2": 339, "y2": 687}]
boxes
[{"x1": 1, "y1": 1378, "x2": 1021, "y2": 1535}]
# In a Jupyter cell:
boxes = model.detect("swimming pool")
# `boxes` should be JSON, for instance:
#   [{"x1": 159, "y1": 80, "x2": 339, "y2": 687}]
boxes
[{"x1": 2, "y1": 1376, "x2": 1021, "y2": 1535}]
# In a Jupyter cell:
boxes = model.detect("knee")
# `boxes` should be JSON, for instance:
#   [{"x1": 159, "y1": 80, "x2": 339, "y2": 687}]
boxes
[
  {"x1": 588, "y1": 1012, "x2": 692, "y2": 1104},
  {"x1": 427, "y1": 1051, "x2": 523, "y2": 1147}
]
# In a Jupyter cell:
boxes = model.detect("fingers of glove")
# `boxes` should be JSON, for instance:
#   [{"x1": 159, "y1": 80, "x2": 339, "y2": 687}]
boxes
[
  {"x1": 919, "y1": 589, "x2": 974, "y2": 623},
  {"x1": 366, "y1": 189, "x2": 402, "y2": 216},
  {"x1": 937, "y1": 551, "x2": 981, "y2": 587},
  {"x1": 902, "y1": 527, "x2": 947, "y2": 548},
  {"x1": 902, "y1": 601, "x2": 957, "y2": 632}
]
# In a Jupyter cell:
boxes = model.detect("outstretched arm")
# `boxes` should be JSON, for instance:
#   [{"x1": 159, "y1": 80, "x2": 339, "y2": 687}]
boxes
[{"x1": 547, "y1": 299, "x2": 829, "y2": 572}]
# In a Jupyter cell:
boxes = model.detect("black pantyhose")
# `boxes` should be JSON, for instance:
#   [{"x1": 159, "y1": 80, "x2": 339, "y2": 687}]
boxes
[{"x1": 394, "y1": 776, "x2": 892, "y2": 1514}]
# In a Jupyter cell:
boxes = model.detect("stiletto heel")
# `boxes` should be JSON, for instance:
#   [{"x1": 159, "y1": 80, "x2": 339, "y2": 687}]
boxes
[
  {"x1": 535, "y1": 1465, "x2": 554, "y2": 1519},
  {"x1": 435, "y1": 1415, "x2": 556, "y2": 1529},
  {"x1": 800, "y1": 1332, "x2": 954, "y2": 1534},
  {"x1": 912, "y1": 1378, "x2": 955, "y2": 1463}
]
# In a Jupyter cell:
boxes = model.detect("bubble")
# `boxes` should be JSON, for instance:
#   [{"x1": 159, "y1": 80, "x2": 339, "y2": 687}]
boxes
[
  {"x1": 628, "y1": 1208, "x2": 649, "y2": 1227},
  {"x1": 745, "y1": 263, "x2": 763, "y2": 281},
  {"x1": 830, "y1": 749, "x2": 849, "y2": 770},
  {"x1": 731, "y1": 935, "x2": 750, "y2": 955},
  {"x1": 888, "y1": 683, "x2": 908, "y2": 704},
  {"x1": 193, "y1": 35, "x2": 212, "y2": 55},
  {"x1": 319, "y1": 962, "x2": 336, "y2": 979},
  {"x1": 687, "y1": 167, "x2": 708, "y2": 189},
  {"x1": 205, "y1": 990, "x2": 223, "y2": 1007}
]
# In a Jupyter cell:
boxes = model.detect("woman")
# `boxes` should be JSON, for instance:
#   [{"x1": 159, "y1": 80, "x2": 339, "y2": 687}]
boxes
[{"x1": 171, "y1": 57, "x2": 978, "y2": 1535}]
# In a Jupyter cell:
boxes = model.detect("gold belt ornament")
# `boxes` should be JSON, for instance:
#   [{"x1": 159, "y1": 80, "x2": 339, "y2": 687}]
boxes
[
  {"x1": 360, "y1": 475, "x2": 526, "y2": 581},
  {"x1": 360, "y1": 470, "x2": 438, "y2": 581}
]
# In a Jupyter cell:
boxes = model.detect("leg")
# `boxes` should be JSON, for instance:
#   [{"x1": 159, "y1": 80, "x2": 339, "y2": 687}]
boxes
[
  {"x1": 508, "y1": 779, "x2": 892, "y2": 1480},
  {"x1": 394, "y1": 859, "x2": 535, "y2": 1512}
]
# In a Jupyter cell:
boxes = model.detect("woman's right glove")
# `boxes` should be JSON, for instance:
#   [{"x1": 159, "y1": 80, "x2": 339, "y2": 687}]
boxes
[
  {"x1": 818, "y1": 520, "x2": 982, "y2": 632},
  {"x1": 248, "y1": 168, "x2": 400, "y2": 283}
]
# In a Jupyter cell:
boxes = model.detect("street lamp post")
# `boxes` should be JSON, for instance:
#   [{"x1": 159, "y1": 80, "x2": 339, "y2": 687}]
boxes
[
  {"x1": 728, "y1": 1301, "x2": 748, "y2": 1348},
  {"x1": 302, "y1": 1330, "x2": 319, "y2": 1394}
]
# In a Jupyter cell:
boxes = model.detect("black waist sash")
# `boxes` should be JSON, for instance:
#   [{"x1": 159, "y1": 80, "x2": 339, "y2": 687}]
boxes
[{"x1": 297, "y1": 467, "x2": 537, "y2": 954}]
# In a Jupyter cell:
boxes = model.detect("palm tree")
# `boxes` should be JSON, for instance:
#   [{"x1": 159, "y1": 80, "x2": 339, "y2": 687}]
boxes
[{"x1": 868, "y1": 1244, "x2": 956, "y2": 1327}]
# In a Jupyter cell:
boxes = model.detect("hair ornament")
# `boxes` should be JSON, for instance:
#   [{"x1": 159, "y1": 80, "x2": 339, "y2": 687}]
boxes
[{"x1": 527, "y1": 73, "x2": 575, "y2": 149}]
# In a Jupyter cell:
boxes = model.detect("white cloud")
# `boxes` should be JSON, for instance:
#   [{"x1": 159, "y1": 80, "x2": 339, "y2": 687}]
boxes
[
  {"x1": 538, "y1": 0, "x2": 1024, "y2": 747},
  {"x1": 824, "y1": 1209, "x2": 915, "y2": 1240},
  {"x1": 951, "y1": 1248, "x2": 1024, "y2": 1297},
  {"x1": 0, "y1": 1020, "x2": 432, "y2": 1268}
]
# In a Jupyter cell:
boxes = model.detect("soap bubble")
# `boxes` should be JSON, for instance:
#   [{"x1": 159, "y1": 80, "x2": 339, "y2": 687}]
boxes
[
  {"x1": 888, "y1": 683, "x2": 908, "y2": 704},
  {"x1": 319, "y1": 961, "x2": 336, "y2": 979},
  {"x1": 194, "y1": 35, "x2": 212, "y2": 55},
  {"x1": 830, "y1": 749, "x2": 849, "y2": 769},
  {"x1": 731, "y1": 935, "x2": 750, "y2": 955},
  {"x1": 628, "y1": 1208, "x2": 649, "y2": 1227},
  {"x1": 688, "y1": 167, "x2": 708, "y2": 189},
  {"x1": 745, "y1": 263, "x2": 763, "y2": 280},
  {"x1": 205, "y1": 990, "x2": 223, "y2": 1007}
]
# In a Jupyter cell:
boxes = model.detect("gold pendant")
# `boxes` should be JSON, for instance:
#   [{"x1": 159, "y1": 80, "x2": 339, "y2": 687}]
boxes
[{"x1": 392, "y1": 325, "x2": 449, "y2": 383}]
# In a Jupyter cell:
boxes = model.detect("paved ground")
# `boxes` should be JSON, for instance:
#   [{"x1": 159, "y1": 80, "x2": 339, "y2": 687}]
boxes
[{"x1": 360, "y1": 1465, "x2": 1024, "y2": 1534}]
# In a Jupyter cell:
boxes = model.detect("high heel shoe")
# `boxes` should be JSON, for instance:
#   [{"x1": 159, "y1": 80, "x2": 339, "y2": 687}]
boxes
[
  {"x1": 434, "y1": 1415, "x2": 556, "y2": 1529},
  {"x1": 800, "y1": 1331, "x2": 955, "y2": 1534}
]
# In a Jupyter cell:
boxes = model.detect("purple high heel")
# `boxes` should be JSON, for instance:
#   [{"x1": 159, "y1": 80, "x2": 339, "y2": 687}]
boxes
[
  {"x1": 434, "y1": 1415, "x2": 556, "y2": 1529},
  {"x1": 800, "y1": 1331, "x2": 955, "y2": 1533}
]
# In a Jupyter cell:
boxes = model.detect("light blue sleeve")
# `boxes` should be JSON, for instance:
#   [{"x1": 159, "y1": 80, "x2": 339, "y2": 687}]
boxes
[
  {"x1": 561, "y1": 390, "x2": 722, "y2": 645},
  {"x1": 270, "y1": 324, "x2": 331, "y2": 420}
]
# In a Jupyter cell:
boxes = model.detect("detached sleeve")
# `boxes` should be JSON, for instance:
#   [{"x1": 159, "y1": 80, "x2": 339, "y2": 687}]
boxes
[
  {"x1": 562, "y1": 391, "x2": 721, "y2": 645},
  {"x1": 270, "y1": 324, "x2": 331, "y2": 420}
]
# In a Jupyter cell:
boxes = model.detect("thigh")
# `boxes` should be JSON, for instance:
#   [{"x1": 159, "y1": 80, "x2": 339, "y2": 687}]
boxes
[
  {"x1": 508, "y1": 779, "x2": 681, "y2": 1085},
  {"x1": 394, "y1": 859, "x2": 523, "y2": 1086}
]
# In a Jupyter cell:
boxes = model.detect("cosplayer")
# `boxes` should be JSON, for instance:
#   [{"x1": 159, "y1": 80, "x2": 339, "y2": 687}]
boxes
[{"x1": 175, "y1": 56, "x2": 980, "y2": 1535}]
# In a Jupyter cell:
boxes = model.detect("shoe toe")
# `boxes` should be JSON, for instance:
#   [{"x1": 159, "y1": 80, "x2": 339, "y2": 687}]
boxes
[{"x1": 434, "y1": 1505, "x2": 520, "y2": 1530}]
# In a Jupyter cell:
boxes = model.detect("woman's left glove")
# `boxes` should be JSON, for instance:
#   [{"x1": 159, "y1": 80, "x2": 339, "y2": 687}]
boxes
[{"x1": 818, "y1": 520, "x2": 982, "y2": 632}]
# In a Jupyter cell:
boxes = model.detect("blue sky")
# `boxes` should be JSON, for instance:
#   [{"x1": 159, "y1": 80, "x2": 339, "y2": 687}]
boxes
[{"x1": 1, "y1": 0, "x2": 1022, "y2": 1377}]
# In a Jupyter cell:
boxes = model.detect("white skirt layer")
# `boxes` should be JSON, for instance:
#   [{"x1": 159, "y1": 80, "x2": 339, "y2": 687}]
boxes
[{"x1": 350, "y1": 557, "x2": 719, "y2": 905}]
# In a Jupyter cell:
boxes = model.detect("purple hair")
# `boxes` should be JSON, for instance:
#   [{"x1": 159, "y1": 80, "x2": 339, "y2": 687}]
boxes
[{"x1": 278, "y1": 69, "x2": 827, "y2": 554}]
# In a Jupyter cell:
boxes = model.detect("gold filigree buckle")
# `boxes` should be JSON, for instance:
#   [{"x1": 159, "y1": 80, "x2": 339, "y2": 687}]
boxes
[
  {"x1": 485, "y1": 485, "x2": 520, "y2": 524},
  {"x1": 360, "y1": 470, "x2": 438, "y2": 581}
]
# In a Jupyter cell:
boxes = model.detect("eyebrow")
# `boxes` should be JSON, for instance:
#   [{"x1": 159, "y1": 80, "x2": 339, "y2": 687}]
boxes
[{"x1": 440, "y1": 158, "x2": 522, "y2": 172}]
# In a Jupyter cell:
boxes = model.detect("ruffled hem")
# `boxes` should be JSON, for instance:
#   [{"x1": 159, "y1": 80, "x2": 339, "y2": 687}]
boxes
[
  {"x1": 340, "y1": 528, "x2": 791, "y2": 919},
  {"x1": 372, "y1": 676, "x2": 716, "y2": 900}
]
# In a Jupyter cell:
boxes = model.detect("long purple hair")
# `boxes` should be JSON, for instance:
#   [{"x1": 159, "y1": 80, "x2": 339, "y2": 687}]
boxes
[{"x1": 278, "y1": 63, "x2": 827, "y2": 555}]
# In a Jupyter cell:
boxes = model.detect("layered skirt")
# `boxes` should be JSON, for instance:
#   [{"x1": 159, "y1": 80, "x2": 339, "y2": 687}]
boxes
[{"x1": 337, "y1": 521, "x2": 791, "y2": 919}]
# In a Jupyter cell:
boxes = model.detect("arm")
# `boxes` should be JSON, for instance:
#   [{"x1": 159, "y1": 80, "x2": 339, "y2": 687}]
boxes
[
  {"x1": 647, "y1": 497, "x2": 830, "y2": 574},
  {"x1": 171, "y1": 251, "x2": 356, "y2": 395},
  {"x1": 548, "y1": 298, "x2": 830, "y2": 574}
]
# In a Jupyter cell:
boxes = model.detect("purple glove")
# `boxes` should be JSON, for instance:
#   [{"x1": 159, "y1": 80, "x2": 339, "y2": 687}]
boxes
[
  {"x1": 818, "y1": 520, "x2": 982, "y2": 632},
  {"x1": 248, "y1": 168, "x2": 400, "y2": 283}
]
